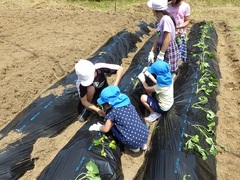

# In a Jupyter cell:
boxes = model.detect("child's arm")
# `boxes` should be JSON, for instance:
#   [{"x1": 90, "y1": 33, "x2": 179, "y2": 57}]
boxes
[
  {"x1": 142, "y1": 81, "x2": 155, "y2": 94},
  {"x1": 99, "y1": 119, "x2": 114, "y2": 133}
]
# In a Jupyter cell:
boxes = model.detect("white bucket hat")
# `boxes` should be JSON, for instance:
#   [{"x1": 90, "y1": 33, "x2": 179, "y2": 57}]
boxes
[
  {"x1": 75, "y1": 59, "x2": 95, "y2": 86},
  {"x1": 147, "y1": 0, "x2": 168, "y2": 11}
]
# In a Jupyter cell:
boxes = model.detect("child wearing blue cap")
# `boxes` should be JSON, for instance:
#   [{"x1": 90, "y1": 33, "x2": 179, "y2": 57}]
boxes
[
  {"x1": 137, "y1": 61, "x2": 174, "y2": 122},
  {"x1": 89, "y1": 85, "x2": 149, "y2": 153}
]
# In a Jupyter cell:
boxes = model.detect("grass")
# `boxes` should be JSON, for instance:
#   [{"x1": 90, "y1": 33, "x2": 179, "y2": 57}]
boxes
[
  {"x1": 192, "y1": 0, "x2": 239, "y2": 5},
  {"x1": 62, "y1": 0, "x2": 240, "y2": 8}
]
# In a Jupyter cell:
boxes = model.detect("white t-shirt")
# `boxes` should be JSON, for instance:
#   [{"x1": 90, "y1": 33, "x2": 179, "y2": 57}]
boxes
[{"x1": 153, "y1": 83, "x2": 174, "y2": 111}]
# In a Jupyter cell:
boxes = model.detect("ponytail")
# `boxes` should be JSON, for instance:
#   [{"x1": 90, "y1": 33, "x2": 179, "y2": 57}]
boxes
[{"x1": 160, "y1": 10, "x2": 177, "y2": 28}]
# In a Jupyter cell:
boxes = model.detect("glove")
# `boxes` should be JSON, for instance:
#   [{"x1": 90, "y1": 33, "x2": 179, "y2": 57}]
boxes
[
  {"x1": 137, "y1": 72, "x2": 145, "y2": 82},
  {"x1": 156, "y1": 51, "x2": 165, "y2": 61},
  {"x1": 89, "y1": 122, "x2": 103, "y2": 131},
  {"x1": 142, "y1": 67, "x2": 150, "y2": 76},
  {"x1": 148, "y1": 51, "x2": 155, "y2": 63}
]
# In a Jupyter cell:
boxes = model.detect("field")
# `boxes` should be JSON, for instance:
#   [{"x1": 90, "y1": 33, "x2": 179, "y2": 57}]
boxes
[{"x1": 0, "y1": 0, "x2": 239, "y2": 179}]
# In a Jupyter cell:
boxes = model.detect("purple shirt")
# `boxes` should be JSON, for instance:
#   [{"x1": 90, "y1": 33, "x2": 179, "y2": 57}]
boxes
[{"x1": 157, "y1": 15, "x2": 176, "y2": 46}]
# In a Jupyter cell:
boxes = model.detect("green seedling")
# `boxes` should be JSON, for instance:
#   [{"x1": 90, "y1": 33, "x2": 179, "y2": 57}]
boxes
[
  {"x1": 184, "y1": 134, "x2": 208, "y2": 160},
  {"x1": 93, "y1": 134, "x2": 117, "y2": 157},
  {"x1": 191, "y1": 96, "x2": 216, "y2": 122},
  {"x1": 183, "y1": 174, "x2": 191, "y2": 180},
  {"x1": 75, "y1": 161, "x2": 101, "y2": 180},
  {"x1": 192, "y1": 122, "x2": 216, "y2": 137},
  {"x1": 192, "y1": 122, "x2": 218, "y2": 156},
  {"x1": 195, "y1": 71, "x2": 218, "y2": 95},
  {"x1": 131, "y1": 77, "x2": 140, "y2": 90}
]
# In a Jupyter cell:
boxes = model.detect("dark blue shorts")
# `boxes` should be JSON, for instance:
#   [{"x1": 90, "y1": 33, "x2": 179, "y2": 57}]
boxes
[{"x1": 147, "y1": 96, "x2": 165, "y2": 114}]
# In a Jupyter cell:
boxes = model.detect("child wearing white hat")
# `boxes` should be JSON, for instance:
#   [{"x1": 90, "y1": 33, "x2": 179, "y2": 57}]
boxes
[
  {"x1": 147, "y1": 0, "x2": 179, "y2": 79},
  {"x1": 75, "y1": 59, "x2": 124, "y2": 122}
]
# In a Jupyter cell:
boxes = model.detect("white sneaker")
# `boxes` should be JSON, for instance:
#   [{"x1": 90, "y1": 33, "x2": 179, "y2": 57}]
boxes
[
  {"x1": 141, "y1": 144, "x2": 147, "y2": 151},
  {"x1": 145, "y1": 112, "x2": 161, "y2": 122},
  {"x1": 129, "y1": 148, "x2": 140, "y2": 153}
]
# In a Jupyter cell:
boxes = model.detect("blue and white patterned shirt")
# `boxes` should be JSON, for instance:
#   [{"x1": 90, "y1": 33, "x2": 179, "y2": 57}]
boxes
[{"x1": 106, "y1": 104, "x2": 149, "y2": 149}]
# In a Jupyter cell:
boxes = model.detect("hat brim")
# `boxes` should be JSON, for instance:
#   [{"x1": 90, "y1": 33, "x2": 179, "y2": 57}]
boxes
[
  {"x1": 147, "y1": 65, "x2": 155, "y2": 74},
  {"x1": 112, "y1": 94, "x2": 130, "y2": 108},
  {"x1": 97, "y1": 93, "x2": 130, "y2": 108},
  {"x1": 97, "y1": 96, "x2": 106, "y2": 105},
  {"x1": 80, "y1": 72, "x2": 94, "y2": 87},
  {"x1": 156, "y1": 73, "x2": 172, "y2": 87},
  {"x1": 147, "y1": 0, "x2": 153, "y2": 8}
]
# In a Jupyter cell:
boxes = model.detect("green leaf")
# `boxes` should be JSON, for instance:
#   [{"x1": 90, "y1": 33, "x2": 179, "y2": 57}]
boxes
[
  {"x1": 205, "y1": 137, "x2": 214, "y2": 145},
  {"x1": 209, "y1": 145, "x2": 218, "y2": 156},
  {"x1": 185, "y1": 140, "x2": 194, "y2": 150},
  {"x1": 199, "y1": 96, "x2": 208, "y2": 104},
  {"x1": 207, "y1": 122, "x2": 215, "y2": 130},
  {"x1": 220, "y1": 145, "x2": 228, "y2": 151},
  {"x1": 204, "y1": 88, "x2": 212, "y2": 95},
  {"x1": 93, "y1": 139, "x2": 101, "y2": 146},
  {"x1": 206, "y1": 110, "x2": 215, "y2": 121},
  {"x1": 207, "y1": 52, "x2": 215, "y2": 58},
  {"x1": 194, "y1": 144, "x2": 208, "y2": 160},
  {"x1": 191, "y1": 135, "x2": 200, "y2": 143},
  {"x1": 183, "y1": 175, "x2": 191, "y2": 180},
  {"x1": 86, "y1": 161, "x2": 99, "y2": 174},
  {"x1": 201, "y1": 62, "x2": 210, "y2": 68},
  {"x1": 101, "y1": 148, "x2": 107, "y2": 157},
  {"x1": 109, "y1": 140, "x2": 117, "y2": 150}
]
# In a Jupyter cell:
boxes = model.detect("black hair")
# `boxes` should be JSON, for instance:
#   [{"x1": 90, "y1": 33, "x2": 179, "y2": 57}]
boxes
[
  {"x1": 174, "y1": 0, "x2": 182, "y2": 4},
  {"x1": 155, "y1": 10, "x2": 177, "y2": 28},
  {"x1": 103, "y1": 103, "x2": 113, "y2": 114}
]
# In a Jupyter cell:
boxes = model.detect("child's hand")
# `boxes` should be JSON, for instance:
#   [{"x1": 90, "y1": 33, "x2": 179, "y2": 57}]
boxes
[
  {"x1": 137, "y1": 72, "x2": 145, "y2": 83},
  {"x1": 89, "y1": 122, "x2": 103, "y2": 131},
  {"x1": 97, "y1": 109, "x2": 106, "y2": 117},
  {"x1": 148, "y1": 51, "x2": 155, "y2": 63}
]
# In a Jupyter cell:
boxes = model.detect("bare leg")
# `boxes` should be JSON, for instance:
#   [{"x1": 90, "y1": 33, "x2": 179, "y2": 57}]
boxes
[{"x1": 140, "y1": 94, "x2": 154, "y2": 113}]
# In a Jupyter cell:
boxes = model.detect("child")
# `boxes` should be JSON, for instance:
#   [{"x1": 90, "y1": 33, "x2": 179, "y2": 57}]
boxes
[
  {"x1": 137, "y1": 61, "x2": 174, "y2": 122},
  {"x1": 147, "y1": 0, "x2": 179, "y2": 79},
  {"x1": 89, "y1": 85, "x2": 149, "y2": 153},
  {"x1": 75, "y1": 59, "x2": 124, "y2": 121},
  {"x1": 168, "y1": 0, "x2": 191, "y2": 63}
]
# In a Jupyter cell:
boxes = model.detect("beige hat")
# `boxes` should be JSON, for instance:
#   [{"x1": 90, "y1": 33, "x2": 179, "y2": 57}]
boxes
[
  {"x1": 147, "y1": 0, "x2": 168, "y2": 11},
  {"x1": 75, "y1": 59, "x2": 95, "y2": 86}
]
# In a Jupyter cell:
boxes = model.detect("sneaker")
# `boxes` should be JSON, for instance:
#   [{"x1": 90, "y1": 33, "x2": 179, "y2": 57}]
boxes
[
  {"x1": 145, "y1": 112, "x2": 161, "y2": 123},
  {"x1": 78, "y1": 108, "x2": 91, "y2": 122},
  {"x1": 141, "y1": 144, "x2": 147, "y2": 151},
  {"x1": 129, "y1": 148, "x2": 140, "y2": 153}
]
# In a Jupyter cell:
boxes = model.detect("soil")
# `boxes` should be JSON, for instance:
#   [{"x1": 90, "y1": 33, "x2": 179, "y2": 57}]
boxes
[{"x1": 0, "y1": 0, "x2": 239, "y2": 180}]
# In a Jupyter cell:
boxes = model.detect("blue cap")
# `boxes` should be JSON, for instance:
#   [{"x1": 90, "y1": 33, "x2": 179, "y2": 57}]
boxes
[
  {"x1": 147, "y1": 61, "x2": 172, "y2": 87},
  {"x1": 97, "y1": 86, "x2": 130, "y2": 108}
]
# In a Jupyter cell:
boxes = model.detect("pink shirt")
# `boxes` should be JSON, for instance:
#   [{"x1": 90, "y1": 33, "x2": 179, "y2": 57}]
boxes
[{"x1": 168, "y1": 2, "x2": 190, "y2": 34}]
